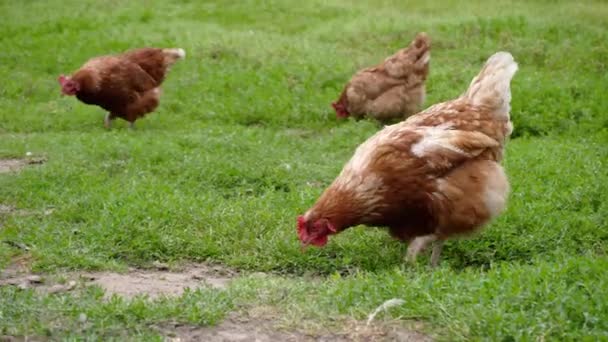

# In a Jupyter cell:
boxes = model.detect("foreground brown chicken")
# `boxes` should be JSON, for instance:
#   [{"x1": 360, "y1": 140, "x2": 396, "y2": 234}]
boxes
[
  {"x1": 58, "y1": 47, "x2": 185, "y2": 128},
  {"x1": 332, "y1": 33, "x2": 430, "y2": 123},
  {"x1": 299, "y1": 52, "x2": 518, "y2": 266}
]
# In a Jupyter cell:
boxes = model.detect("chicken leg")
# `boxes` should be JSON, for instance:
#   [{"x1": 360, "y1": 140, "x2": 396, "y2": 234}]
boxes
[
  {"x1": 430, "y1": 239, "x2": 445, "y2": 267},
  {"x1": 104, "y1": 113, "x2": 113, "y2": 129},
  {"x1": 406, "y1": 234, "x2": 437, "y2": 264},
  {"x1": 406, "y1": 234, "x2": 446, "y2": 267}
]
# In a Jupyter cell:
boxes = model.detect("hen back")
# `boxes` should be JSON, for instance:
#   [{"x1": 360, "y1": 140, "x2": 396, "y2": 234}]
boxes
[
  {"x1": 66, "y1": 47, "x2": 185, "y2": 126},
  {"x1": 332, "y1": 33, "x2": 430, "y2": 123}
]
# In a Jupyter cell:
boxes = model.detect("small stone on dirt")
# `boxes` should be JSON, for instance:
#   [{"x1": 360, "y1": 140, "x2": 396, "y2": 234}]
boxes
[
  {"x1": 26, "y1": 157, "x2": 47, "y2": 165},
  {"x1": 45, "y1": 280, "x2": 77, "y2": 294},
  {"x1": 27, "y1": 275, "x2": 43, "y2": 284},
  {"x1": 47, "y1": 284, "x2": 68, "y2": 294},
  {"x1": 78, "y1": 313, "x2": 88, "y2": 323},
  {"x1": 153, "y1": 261, "x2": 170, "y2": 270},
  {"x1": 80, "y1": 274, "x2": 97, "y2": 281}
]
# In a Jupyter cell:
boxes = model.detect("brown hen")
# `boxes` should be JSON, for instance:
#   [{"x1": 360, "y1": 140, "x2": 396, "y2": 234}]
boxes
[
  {"x1": 299, "y1": 51, "x2": 518, "y2": 266},
  {"x1": 332, "y1": 33, "x2": 430, "y2": 123},
  {"x1": 58, "y1": 47, "x2": 185, "y2": 128}
]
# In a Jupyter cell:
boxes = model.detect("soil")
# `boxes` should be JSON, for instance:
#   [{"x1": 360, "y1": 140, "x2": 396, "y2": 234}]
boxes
[
  {"x1": 0, "y1": 262, "x2": 431, "y2": 341},
  {"x1": 0, "y1": 204, "x2": 55, "y2": 218},
  {"x1": 0, "y1": 157, "x2": 46, "y2": 174},
  {"x1": 0, "y1": 336, "x2": 48, "y2": 342},
  {"x1": 0, "y1": 263, "x2": 234, "y2": 298},
  {"x1": 0, "y1": 205, "x2": 16, "y2": 214},
  {"x1": 82, "y1": 263, "x2": 234, "y2": 298},
  {"x1": 158, "y1": 313, "x2": 431, "y2": 342}
]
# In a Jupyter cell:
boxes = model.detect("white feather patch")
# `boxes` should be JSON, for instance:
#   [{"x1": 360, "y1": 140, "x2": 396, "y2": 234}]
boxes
[
  {"x1": 366, "y1": 298, "x2": 406, "y2": 326},
  {"x1": 410, "y1": 124, "x2": 468, "y2": 158},
  {"x1": 483, "y1": 164, "x2": 509, "y2": 217}
]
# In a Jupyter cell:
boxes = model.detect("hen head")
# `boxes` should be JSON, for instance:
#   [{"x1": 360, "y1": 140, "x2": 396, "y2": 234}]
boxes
[
  {"x1": 331, "y1": 101, "x2": 349, "y2": 118},
  {"x1": 297, "y1": 215, "x2": 337, "y2": 247},
  {"x1": 58, "y1": 75, "x2": 80, "y2": 96}
]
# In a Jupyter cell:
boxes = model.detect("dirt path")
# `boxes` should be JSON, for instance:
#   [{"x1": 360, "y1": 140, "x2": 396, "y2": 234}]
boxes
[
  {"x1": 0, "y1": 157, "x2": 46, "y2": 174},
  {"x1": 0, "y1": 262, "x2": 234, "y2": 297},
  {"x1": 0, "y1": 263, "x2": 431, "y2": 341},
  {"x1": 159, "y1": 315, "x2": 430, "y2": 342}
]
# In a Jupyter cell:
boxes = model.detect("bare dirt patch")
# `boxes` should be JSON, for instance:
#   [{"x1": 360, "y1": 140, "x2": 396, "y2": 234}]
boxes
[
  {"x1": 0, "y1": 157, "x2": 46, "y2": 174},
  {"x1": 0, "y1": 204, "x2": 16, "y2": 214},
  {"x1": 83, "y1": 263, "x2": 235, "y2": 298},
  {"x1": 1, "y1": 204, "x2": 53, "y2": 235},
  {"x1": 158, "y1": 313, "x2": 431, "y2": 342},
  {"x1": 0, "y1": 262, "x2": 431, "y2": 341},
  {"x1": 0, "y1": 263, "x2": 236, "y2": 298},
  {"x1": 0, "y1": 204, "x2": 55, "y2": 218},
  {"x1": 0, "y1": 336, "x2": 48, "y2": 342}
]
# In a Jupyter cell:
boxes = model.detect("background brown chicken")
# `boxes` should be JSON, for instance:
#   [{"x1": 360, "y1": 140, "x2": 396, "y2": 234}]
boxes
[
  {"x1": 299, "y1": 51, "x2": 518, "y2": 266},
  {"x1": 58, "y1": 47, "x2": 185, "y2": 128},
  {"x1": 332, "y1": 32, "x2": 430, "y2": 123}
]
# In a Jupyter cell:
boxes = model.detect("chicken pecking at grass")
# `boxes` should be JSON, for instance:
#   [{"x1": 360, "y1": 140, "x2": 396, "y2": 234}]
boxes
[
  {"x1": 299, "y1": 51, "x2": 518, "y2": 267},
  {"x1": 58, "y1": 47, "x2": 185, "y2": 129},
  {"x1": 332, "y1": 32, "x2": 430, "y2": 123}
]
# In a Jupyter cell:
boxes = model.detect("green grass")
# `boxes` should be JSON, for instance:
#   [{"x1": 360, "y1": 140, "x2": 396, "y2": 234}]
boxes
[
  {"x1": 1, "y1": 0, "x2": 607, "y2": 340},
  {"x1": 0, "y1": 286, "x2": 231, "y2": 340}
]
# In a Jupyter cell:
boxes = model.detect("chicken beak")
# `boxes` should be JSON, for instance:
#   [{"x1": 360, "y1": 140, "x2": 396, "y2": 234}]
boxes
[{"x1": 300, "y1": 237, "x2": 313, "y2": 252}]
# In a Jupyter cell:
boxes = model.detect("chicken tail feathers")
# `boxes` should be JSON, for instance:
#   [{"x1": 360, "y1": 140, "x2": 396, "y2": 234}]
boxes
[
  {"x1": 463, "y1": 52, "x2": 518, "y2": 119},
  {"x1": 162, "y1": 48, "x2": 186, "y2": 65},
  {"x1": 413, "y1": 32, "x2": 430, "y2": 53},
  {"x1": 412, "y1": 32, "x2": 431, "y2": 68}
]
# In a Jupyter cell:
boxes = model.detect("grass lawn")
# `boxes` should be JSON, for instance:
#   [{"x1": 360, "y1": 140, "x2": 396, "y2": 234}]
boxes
[{"x1": 1, "y1": 0, "x2": 607, "y2": 340}]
